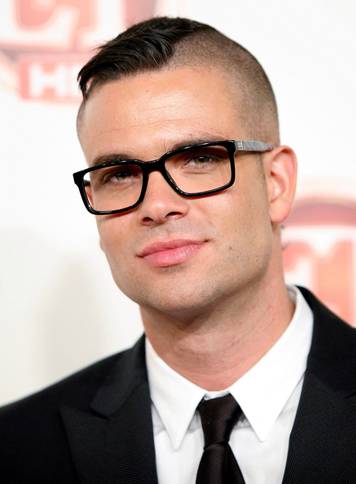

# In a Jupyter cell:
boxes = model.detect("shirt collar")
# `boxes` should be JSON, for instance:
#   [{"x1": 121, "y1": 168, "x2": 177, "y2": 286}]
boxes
[
  {"x1": 228, "y1": 285, "x2": 313, "y2": 441},
  {"x1": 146, "y1": 338, "x2": 206, "y2": 449},
  {"x1": 145, "y1": 285, "x2": 313, "y2": 448}
]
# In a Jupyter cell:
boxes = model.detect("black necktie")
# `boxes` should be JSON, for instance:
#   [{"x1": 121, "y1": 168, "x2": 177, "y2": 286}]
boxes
[{"x1": 196, "y1": 393, "x2": 245, "y2": 484}]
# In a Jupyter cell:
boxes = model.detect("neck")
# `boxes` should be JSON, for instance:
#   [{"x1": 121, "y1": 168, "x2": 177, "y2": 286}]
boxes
[{"x1": 141, "y1": 271, "x2": 295, "y2": 391}]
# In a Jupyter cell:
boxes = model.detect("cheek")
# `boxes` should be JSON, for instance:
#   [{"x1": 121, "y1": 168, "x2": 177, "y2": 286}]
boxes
[
  {"x1": 97, "y1": 220, "x2": 140, "y2": 297},
  {"x1": 96, "y1": 217, "x2": 131, "y2": 267},
  {"x1": 218, "y1": 184, "x2": 271, "y2": 250}
]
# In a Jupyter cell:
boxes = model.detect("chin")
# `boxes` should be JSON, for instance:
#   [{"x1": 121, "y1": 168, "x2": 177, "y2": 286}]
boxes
[{"x1": 139, "y1": 285, "x2": 222, "y2": 321}]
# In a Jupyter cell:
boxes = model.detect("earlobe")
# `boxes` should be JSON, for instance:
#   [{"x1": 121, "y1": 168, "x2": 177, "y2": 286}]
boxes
[{"x1": 264, "y1": 146, "x2": 297, "y2": 225}]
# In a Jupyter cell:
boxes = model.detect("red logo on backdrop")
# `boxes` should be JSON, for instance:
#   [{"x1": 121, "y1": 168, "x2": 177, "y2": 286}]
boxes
[
  {"x1": 0, "y1": 0, "x2": 157, "y2": 102},
  {"x1": 283, "y1": 198, "x2": 356, "y2": 327}
]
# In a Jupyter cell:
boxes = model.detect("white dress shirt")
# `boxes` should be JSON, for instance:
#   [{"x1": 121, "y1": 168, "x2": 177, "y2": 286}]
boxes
[{"x1": 145, "y1": 286, "x2": 313, "y2": 484}]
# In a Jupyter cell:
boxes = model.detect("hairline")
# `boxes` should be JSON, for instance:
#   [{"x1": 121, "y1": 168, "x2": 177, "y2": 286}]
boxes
[{"x1": 77, "y1": 59, "x2": 278, "y2": 145}]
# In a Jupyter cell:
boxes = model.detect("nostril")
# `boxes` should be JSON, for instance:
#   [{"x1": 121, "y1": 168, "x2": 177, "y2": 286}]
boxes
[
  {"x1": 167, "y1": 211, "x2": 184, "y2": 218},
  {"x1": 141, "y1": 210, "x2": 184, "y2": 226}
]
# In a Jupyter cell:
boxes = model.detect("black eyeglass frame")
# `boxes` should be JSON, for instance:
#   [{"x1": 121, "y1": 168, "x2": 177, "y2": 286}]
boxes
[{"x1": 73, "y1": 140, "x2": 275, "y2": 215}]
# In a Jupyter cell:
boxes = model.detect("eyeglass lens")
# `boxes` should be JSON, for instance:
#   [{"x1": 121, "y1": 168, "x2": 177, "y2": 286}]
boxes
[{"x1": 83, "y1": 144, "x2": 232, "y2": 212}]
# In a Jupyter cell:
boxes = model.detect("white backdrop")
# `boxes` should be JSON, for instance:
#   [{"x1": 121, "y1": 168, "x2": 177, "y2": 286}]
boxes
[{"x1": 1, "y1": 0, "x2": 356, "y2": 405}]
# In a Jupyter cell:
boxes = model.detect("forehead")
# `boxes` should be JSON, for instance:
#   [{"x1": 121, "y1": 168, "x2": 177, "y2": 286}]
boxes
[{"x1": 78, "y1": 65, "x2": 245, "y2": 160}]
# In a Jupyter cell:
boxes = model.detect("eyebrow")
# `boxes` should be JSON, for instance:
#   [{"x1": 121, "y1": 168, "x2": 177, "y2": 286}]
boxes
[
  {"x1": 90, "y1": 153, "x2": 131, "y2": 167},
  {"x1": 90, "y1": 134, "x2": 229, "y2": 167},
  {"x1": 169, "y1": 135, "x2": 227, "y2": 151}
]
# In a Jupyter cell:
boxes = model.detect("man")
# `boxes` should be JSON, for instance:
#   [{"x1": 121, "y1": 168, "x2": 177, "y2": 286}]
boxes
[{"x1": 1, "y1": 16, "x2": 355, "y2": 484}]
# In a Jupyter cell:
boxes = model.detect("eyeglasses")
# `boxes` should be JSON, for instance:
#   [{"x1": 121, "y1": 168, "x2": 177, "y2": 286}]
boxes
[{"x1": 73, "y1": 140, "x2": 274, "y2": 215}]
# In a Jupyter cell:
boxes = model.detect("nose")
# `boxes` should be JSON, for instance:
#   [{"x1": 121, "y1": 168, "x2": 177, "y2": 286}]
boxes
[{"x1": 137, "y1": 171, "x2": 190, "y2": 226}]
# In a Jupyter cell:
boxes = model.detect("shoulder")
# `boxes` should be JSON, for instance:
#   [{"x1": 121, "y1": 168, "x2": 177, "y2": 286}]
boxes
[
  {"x1": 298, "y1": 285, "x2": 356, "y2": 343},
  {"x1": 0, "y1": 344, "x2": 133, "y2": 425},
  {"x1": 299, "y1": 286, "x2": 356, "y2": 393},
  {"x1": 0, "y1": 339, "x2": 145, "y2": 479}
]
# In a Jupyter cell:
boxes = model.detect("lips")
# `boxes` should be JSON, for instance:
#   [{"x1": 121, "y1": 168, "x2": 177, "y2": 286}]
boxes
[{"x1": 138, "y1": 239, "x2": 206, "y2": 267}]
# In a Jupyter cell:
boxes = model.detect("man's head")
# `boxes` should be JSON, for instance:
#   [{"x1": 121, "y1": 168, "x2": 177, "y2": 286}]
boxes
[
  {"x1": 77, "y1": 16, "x2": 279, "y2": 144},
  {"x1": 75, "y1": 17, "x2": 296, "y2": 322}
]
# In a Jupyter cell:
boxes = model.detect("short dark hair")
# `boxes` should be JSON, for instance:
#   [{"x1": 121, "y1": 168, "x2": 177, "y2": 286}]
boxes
[{"x1": 77, "y1": 16, "x2": 279, "y2": 142}]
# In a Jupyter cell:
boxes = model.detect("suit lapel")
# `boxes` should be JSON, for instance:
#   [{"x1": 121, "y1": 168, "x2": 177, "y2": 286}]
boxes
[
  {"x1": 282, "y1": 288, "x2": 356, "y2": 483},
  {"x1": 61, "y1": 337, "x2": 159, "y2": 484},
  {"x1": 60, "y1": 290, "x2": 356, "y2": 483}
]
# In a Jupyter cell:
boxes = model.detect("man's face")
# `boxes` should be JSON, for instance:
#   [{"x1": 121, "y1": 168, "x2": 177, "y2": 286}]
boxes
[{"x1": 78, "y1": 65, "x2": 274, "y2": 318}]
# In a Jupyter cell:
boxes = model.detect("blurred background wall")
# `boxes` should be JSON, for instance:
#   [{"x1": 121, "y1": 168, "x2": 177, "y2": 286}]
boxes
[{"x1": 1, "y1": 0, "x2": 356, "y2": 405}]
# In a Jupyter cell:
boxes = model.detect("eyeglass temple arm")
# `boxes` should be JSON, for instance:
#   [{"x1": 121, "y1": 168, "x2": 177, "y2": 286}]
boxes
[{"x1": 234, "y1": 140, "x2": 276, "y2": 152}]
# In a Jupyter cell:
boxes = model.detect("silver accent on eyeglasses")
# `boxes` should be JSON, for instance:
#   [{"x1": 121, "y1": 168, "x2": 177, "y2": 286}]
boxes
[{"x1": 235, "y1": 140, "x2": 275, "y2": 152}]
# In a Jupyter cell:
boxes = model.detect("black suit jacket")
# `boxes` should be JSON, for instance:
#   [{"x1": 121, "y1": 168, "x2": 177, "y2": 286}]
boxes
[{"x1": 1, "y1": 287, "x2": 356, "y2": 483}]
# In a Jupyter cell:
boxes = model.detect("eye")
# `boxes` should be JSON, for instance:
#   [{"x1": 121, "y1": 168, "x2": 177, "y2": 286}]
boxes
[
  {"x1": 176, "y1": 146, "x2": 228, "y2": 170},
  {"x1": 186, "y1": 154, "x2": 219, "y2": 166},
  {"x1": 98, "y1": 164, "x2": 142, "y2": 185}
]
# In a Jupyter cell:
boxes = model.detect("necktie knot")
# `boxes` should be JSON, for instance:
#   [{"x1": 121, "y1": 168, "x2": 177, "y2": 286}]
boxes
[{"x1": 197, "y1": 393, "x2": 242, "y2": 448}]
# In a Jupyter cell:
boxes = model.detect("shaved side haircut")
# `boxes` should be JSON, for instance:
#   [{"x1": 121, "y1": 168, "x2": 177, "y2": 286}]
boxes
[{"x1": 77, "y1": 16, "x2": 279, "y2": 143}]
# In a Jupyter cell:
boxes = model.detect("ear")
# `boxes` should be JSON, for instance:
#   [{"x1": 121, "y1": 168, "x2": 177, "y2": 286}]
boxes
[{"x1": 262, "y1": 145, "x2": 297, "y2": 225}]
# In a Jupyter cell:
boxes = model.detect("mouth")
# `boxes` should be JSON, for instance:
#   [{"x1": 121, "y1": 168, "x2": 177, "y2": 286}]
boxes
[{"x1": 137, "y1": 239, "x2": 206, "y2": 268}]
